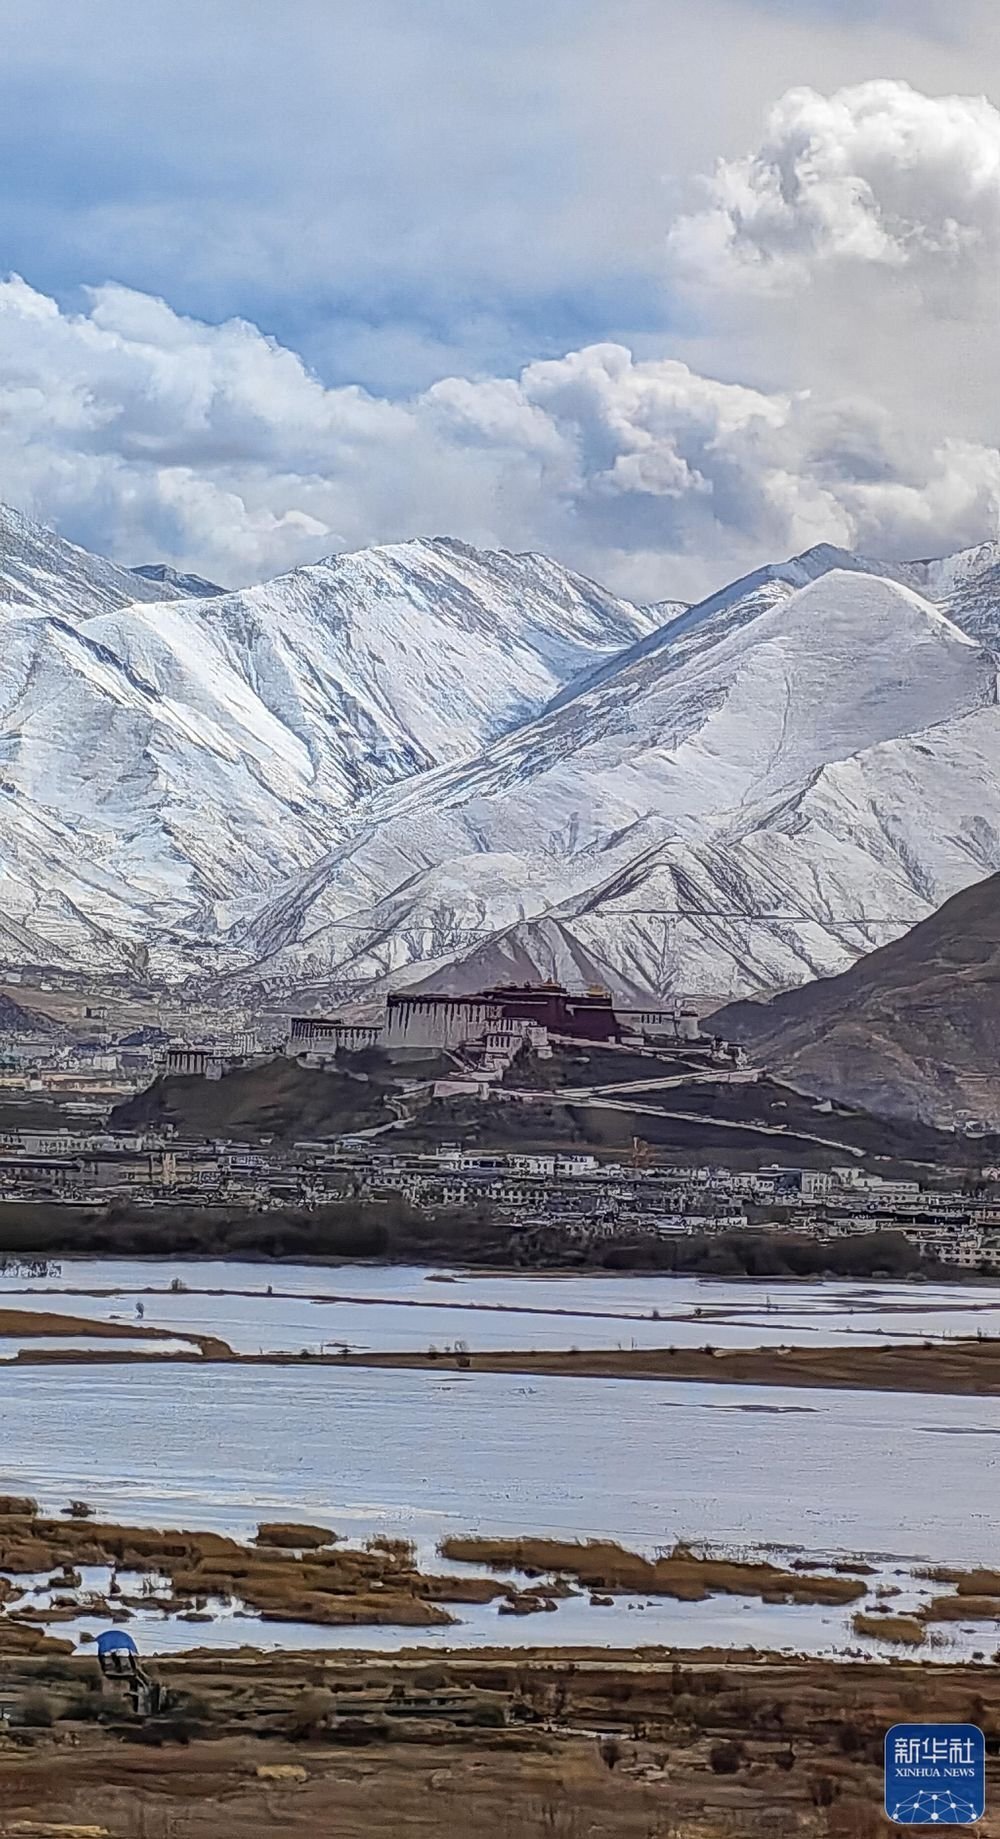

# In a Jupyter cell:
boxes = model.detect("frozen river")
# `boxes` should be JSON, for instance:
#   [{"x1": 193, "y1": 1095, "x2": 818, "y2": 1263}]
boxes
[
  {"x1": 2, "y1": 1261, "x2": 996, "y2": 1660},
  {"x1": 3, "y1": 1258, "x2": 999, "y2": 1355},
  {"x1": 3, "y1": 1360, "x2": 995, "y2": 1562},
  {"x1": 1, "y1": 1362, "x2": 997, "y2": 1658}
]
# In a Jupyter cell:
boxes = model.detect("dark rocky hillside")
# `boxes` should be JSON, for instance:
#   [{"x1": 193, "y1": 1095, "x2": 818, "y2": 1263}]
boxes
[{"x1": 713, "y1": 872, "x2": 1000, "y2": 1125}]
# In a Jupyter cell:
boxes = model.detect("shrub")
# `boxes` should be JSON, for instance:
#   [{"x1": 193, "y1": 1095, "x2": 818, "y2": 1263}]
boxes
[
  {"x1": 838, "y1": 1720, "x2": 865, "y2": 1755},
  {"x1": 17, "y1": 1690, "x2": 54, "y2": 1728},
  {"x1": 175, "y1": 1691, "x2": 214, "y2": 1722},
  {"x1": 158, "y1": 1713, "x2": 197, "y2": 1745},
  {"x1": 365, "y1": 1535, "x2": 415, "y2": 1561},
  {"x1": 470, "y1": 1701, "x2": 506, "y2": 1728},
  {"x1": 59, "y1": 1689, "x2": 106, "y2": 1723},
  {"x1": 33, "y1": 1657, "x2": 95, "y2": 1685},
  {"x1": 709, "y1": 1740, "x2": 743, "y2": 1775},
  {"x1": 287, "y1": 1688, "x2": 335, "y2": 1740}
]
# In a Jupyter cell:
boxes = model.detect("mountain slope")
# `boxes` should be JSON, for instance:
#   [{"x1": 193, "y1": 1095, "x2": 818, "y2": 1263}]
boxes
[
  {"x1": 0, "y1": 504, "x2": 185, "y2": 618},
  {"x1": 0, "y1": 506, "x2": 998, "y2": 999},
  {"x1": 236, "y1": 569, "x2": 999, "y2": 996},
  {"x1": 182, "y1": 535, "x2": 656, "y2": 773},
  {"x1": 131, "y1": 563, "x2": 226, "y2": 597},
  {"x1": 711, "y1": 871, "x2": 1000, "y2": 1125},
  {"x1": 546, "y1": 539, "x2": 1000, "y2": 718},
  {"x1": 0, "y1": 519, "x2": 655, "y2": 972}
]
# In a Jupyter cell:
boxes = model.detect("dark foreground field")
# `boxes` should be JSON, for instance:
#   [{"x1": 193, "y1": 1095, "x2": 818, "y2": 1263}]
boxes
[{"x1": 2, "y1": 1649, "x2": 999, "y2": 1837}]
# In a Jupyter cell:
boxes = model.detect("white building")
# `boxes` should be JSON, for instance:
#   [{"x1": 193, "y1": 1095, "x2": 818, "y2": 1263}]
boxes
[
  {"x1": 831, "y1": 1168, "x2": 922, "y2": 1205},
  {"x1": 382, "y1": 995, "x2": 504, "y2": 1051}
]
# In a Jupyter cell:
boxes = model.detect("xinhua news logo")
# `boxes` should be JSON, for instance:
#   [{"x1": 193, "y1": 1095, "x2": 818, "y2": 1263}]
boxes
[{"x1": 885, "y1": 1724, "x2": 985, "y2": 1825}]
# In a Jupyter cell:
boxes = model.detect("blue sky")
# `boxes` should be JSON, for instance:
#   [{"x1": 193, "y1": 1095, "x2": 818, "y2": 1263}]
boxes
[
  {"x1": 1, "y1": 0, "x2": 984, "y2": 392},
  {"x1": 0, "y1": 0, "x2": 997, "y2": 594}
]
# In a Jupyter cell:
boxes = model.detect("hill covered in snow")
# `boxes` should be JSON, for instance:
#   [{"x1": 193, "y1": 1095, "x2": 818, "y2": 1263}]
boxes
[
  {"x1": 0, "y1": 514, "x2": 654, "y2": 973},
  {"x1": 236, "y1": 557, "x2": 1000, "y2": 1002},
  {"x1": 131, "y1": 563, "x2": 227, "y2": 598},
  {"x1": 0, "y1": 503, "x2": 190, "y2": 619},
  {"x1": 0, "y1": 503, "x2": 997, "y2": 999}
]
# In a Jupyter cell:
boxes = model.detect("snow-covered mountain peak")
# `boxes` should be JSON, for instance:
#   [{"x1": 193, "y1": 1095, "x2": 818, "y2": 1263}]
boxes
[
  {"x1": 131, "y1": 563, "x2": 227, "y2": 598},
  {"x1": 0, "y1": 502, "x2": 187, "y2": 619},
  {"x1": 0, "y1": 513, "x2": 666, "y2": 973},
  {"x1": 909, "y1": 539, "x2": 1000, "y2": 598},
  {"x1": 235, "y1": 560, "x2": 1000, "y2": 997},
  {"x1": 478, "y1": 566, "x2": 995, "y2": 808},
  {"x1": 279, "y1": 533, "x2": 658, "y2": 647},
  {"x1": 750, "y1": 565, "x2": 983, "y2": 649},
  {"x1": 0, "y1": 502, "x2": 999, "y2": 1000},
  {"x1": 156, "y1": 533, "x2": 656, "y2": 776}
]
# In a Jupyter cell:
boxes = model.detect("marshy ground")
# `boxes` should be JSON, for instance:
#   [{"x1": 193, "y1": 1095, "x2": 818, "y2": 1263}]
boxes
[{"x1": 2, "y1": 1647, "x2": 1000, "y2": 1836}]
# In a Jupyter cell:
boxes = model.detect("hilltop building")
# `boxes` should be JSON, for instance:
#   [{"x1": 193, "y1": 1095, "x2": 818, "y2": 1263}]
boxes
[
  {"x1": 285, "y1": 981, "x2": 725, "y2": 1068},
  {"x1": 288, "y1": 1016, "x2": 380, "y2": 1055}
]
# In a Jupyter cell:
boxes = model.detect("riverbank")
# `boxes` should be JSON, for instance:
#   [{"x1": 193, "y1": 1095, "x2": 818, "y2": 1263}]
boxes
[
  {"x1": 339, "y1": 1338, "x2": 1000, "y2": 1394},
  {"x1": 0, "y1": 1198, "x2": 959, "y2": 1281},
  {"x1": 1, "y1": 1646, "x2": 998, "y2": 1837},
  {"x1": 0, "y1": 1306, "x2": 231, "y2": 1358},
  {"x1": 5, "y1": 1306, "x2": 1000, "y2": 1395}
]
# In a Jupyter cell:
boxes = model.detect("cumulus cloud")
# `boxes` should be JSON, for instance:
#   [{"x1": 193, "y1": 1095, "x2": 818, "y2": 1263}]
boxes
[
  {"x1": 1, "y1": 274, "x2": 998, "y2": 599},
  {"x1": 670, "y1": 79, "x2": 1000, "y2": 286}
]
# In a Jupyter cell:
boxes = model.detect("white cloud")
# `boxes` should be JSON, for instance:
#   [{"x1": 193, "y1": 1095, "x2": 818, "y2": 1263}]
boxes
[
  {"x1": 670, "y1": 79, "x2": 1000, "y2": 286},
  {"x1": 0, "y1": 273, "x2": 998, "y2": 600}
]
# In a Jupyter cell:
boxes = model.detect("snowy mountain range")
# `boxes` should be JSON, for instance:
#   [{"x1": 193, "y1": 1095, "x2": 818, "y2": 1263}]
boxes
[
  {"x1": 0, "y1": 500, "x2": 997, "y2": 999},
  {"x1": 131, "y1": 563, "x2": 227, "y2": 598},
  {"x1": 0, "y1": 507, "x2": 653, "y2": 976}
]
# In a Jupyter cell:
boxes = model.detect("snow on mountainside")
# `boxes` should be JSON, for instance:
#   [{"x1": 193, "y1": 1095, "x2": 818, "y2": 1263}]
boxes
[
  {"x1": 638, "y1": 598, "x2": 688, "y2": 626},
  {"x1": 0, "y1": 504, "x2": 187, "y2": 618},
  {"x1": 0, "y1": 503, "x2": 998, "y2": 997},
  {"x1": 131, "y1": 563, "x2": 227, "y2": 597},
  {"x1": 169, "y1": 536, "x2": 657, "y2": 776},
  {"x1": 542, "y1": 542, "x2": 932, "y2": 718},
  {"x1": 0, "y1": 518, "x2": 654, "y2": 971},
  {"x1": 711, "y1": 868, "x2": 1000, "y2": 1124},
  {"x1": 236, "y1": 568, "x2": 1000, "y2": 997},
  {"x1": 403, "y1": 703, "x2": 1000, "y2": 1004}
]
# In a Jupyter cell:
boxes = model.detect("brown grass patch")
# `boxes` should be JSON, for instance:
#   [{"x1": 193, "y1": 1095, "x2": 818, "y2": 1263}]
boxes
[
  {"x1": 343, "y1": 1337, "x2": 1000, "y2": 1396},
  {"x1": 437, "y1": 1536, "x2": 866, "y2": 1605},
  {"x1": 253, "y1": 1522, "x2": 339, "y2": 1549},
  {"x1": 0, "y1": 1306, "x2": 231, "y2": 1358},
  {"x1": 0, "y1": 1507, "x2": 494, "y2": 1633},
  {"x1": 920, "y1": 1566, "x2": 1000, "y2": 1596},
  {"x1": 921, "y1": 1595, "x2": 1000, "y2": 1623},
  {"x1": 0, "y1": 1620, "x2": 74, "y2": 1656},
  {"x1": 415, "y1": 1575, "x2": 509, "y2": 1604},
  {"x1": 851, "y1": 1612, "x2": 925, "y2": 1647}
]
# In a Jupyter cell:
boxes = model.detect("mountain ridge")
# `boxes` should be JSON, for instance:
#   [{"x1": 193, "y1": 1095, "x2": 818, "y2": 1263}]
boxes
[
  {"x1": 235, "y1": 566, "x2": 998, "y2": 997},
  {"x1": 711, "y1": 872, "x2": 1000, "y2": 1125},
  {"x1": 131, "y1": 563, "x2": 227, "y2": 597},
  {"x1": 0, "y1": 516, "x2": 656, "y2": 975},
  {"x1": 0, "y1": 503, "x2": 188, "y2": 619},
  {"x1": 0, "y1": 503, "x2": 997, "y2": 999}
]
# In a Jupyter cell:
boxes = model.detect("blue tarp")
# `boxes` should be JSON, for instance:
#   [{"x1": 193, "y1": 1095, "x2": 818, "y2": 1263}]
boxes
[{"x1": 96, "y1": 1630, "x2": 138, "y2": 1656}]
